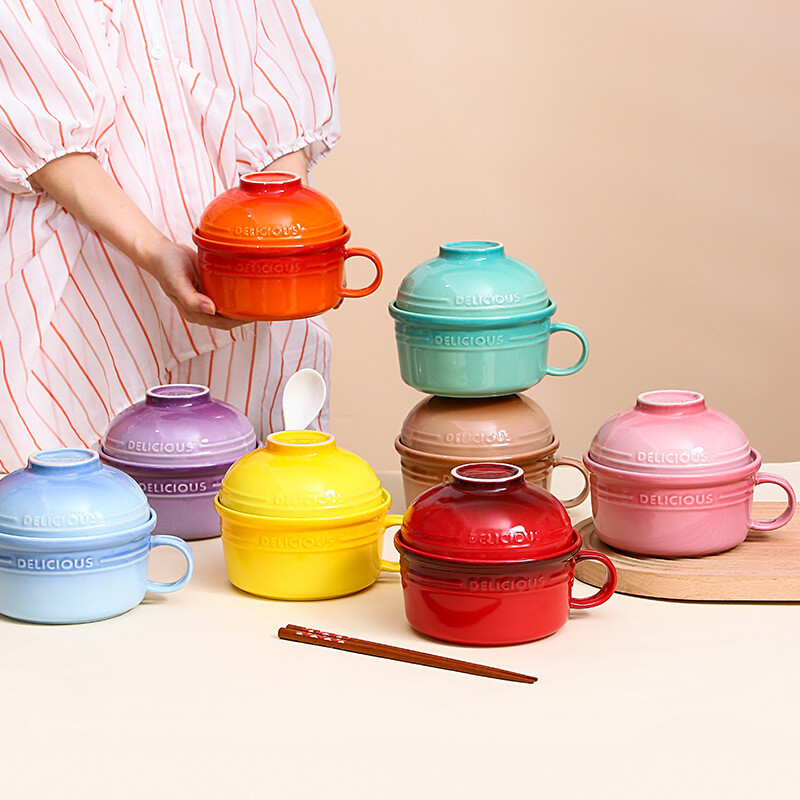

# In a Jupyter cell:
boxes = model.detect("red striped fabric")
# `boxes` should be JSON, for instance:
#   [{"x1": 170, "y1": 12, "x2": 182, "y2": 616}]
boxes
[{"x1": 0, "y1": 0, "x2": 339, "y2": 470}]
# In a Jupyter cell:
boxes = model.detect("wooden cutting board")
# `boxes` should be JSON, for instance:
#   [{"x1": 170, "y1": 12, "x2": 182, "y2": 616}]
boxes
[{"x1": 574, "y1": 503, "x2": 800, "y2": 601}]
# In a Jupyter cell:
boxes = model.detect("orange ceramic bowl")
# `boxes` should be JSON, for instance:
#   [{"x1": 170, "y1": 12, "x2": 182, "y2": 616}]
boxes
[{"x1": 193, "y1": 172, "x2": 383, "y2": 321}]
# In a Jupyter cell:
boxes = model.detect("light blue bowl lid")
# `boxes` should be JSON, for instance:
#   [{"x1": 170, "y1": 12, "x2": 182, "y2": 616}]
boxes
[
  {"x1": 395, "y1": 241, "x2": 551, "y2": 318},
  {"x1": 0, "y1": 449, "x2": 153, "y2": 537}
]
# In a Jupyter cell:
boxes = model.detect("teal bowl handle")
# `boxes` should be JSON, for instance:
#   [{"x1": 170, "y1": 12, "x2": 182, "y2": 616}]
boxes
[
  {"x1": 546, "y1": 322, "x2": 589, "y2": 376},
  {"x1": 146, "y1": 535, "x2": 194, "y2": 594}
]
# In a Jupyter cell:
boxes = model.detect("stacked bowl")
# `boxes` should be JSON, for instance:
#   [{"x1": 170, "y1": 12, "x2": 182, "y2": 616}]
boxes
[
  {"x1": 394, "y1": 463, "x2": 616, "y2": 645},
  {"x1": 215, "y1": 431, "x2": 402, "y2": 600},
  {"x1": 394, "y1": 394, "x2": 589, "y2": 508},
  {"x1": 388, "y1": 240, "x2": 587, "y2": 397},
  {"x1": 583, "y1": 390, "x2": 796, "y2": 557},
  {"x1": 193, "y1": 171, "x2": 383, "y2": 321},
  {"x1": 0, "y1": 449, "x2": 193, "y2": 624},
  {"x1": 100, "y1": 384, "x2": 258, "y2": 540}
]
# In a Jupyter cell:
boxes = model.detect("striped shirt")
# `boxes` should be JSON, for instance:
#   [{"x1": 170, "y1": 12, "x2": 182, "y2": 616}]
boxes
[{"x1": 0, "y1": 0, "x2": 339, "y2": 472}]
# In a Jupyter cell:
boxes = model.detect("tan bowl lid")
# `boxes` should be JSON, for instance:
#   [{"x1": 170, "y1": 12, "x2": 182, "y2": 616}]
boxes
[{"x1": 398, "y1": 394, "x2": 555, "y2": 460}]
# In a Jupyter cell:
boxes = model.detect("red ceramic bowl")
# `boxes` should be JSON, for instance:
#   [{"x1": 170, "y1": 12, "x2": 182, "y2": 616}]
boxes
[
  {"x1": 396, "y1": 534, "x2": 616, "y2": 646},
  {"x1": 394, "y1": 463, "x2": 617, "y2": 645},
  {"x1": 193, "y1": 172, "x2": 383, "y2": 321}
]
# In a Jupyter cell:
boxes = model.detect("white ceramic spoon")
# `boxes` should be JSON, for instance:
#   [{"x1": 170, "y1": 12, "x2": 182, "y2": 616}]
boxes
[{"x1": 281, "y1": 368, "x2": 327, "y2": 431}]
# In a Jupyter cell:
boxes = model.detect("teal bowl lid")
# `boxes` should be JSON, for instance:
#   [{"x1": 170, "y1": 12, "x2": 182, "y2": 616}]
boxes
[
  {"x1": 395, "y1": 241, "x2": 551, "y2": 318},
  {"x1": 0, "y1": 449, "x2": 153, "y2": 537}
]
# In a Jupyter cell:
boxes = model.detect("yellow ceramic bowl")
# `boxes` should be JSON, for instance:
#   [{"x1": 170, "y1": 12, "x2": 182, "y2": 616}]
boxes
[
  {"x1": 215, "y1": 494, "x2": 402, "y2": 600},
  {"x1": 216, "y1": 431, "x2": 402, "y2": 600}
]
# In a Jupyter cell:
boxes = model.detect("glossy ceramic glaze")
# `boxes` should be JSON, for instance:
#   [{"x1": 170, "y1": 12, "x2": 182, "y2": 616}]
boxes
[
  {"x1": 396, "y1": 535, "x2": 616, "y2": 645},
  {"x1": 584, "y1": 390, "x2": 797, "y2": 556},
  {"x1": 400, "y1": 463, "x2": 576, "y2": 561},
  {"x1": 100, "y1": 385, "x2": 257, "y2": 540},
  {"x1": 585, "y1": 448, "x2": 796, "y2": 557},
  {"x1": 390, "y1": 241, "x2": 587, "y2": 395},
  {"x1": 216, "y1": 498, "x2": 402, "y2": 600},
  {"x1": 216, "y1": 432, "x2": 401, "y2": 599},
  {"x1": 395, "y1": 240, "x2": 551, "y2": 318},
  {"x1": 193, "y1": 172, "x2": 382, "y2": 320},
  {"x1": 393, "y1": 463, "x2": 616, "y2": 645},
  {"x1": 0, "y1": 450, "x2": 193, "y2": 623},
  {"x1": 588, "y1": 390, "x2": 753, "y2": 474},
  {"x1": 395, "y1": 394, "x2": 589, "y2": 507}
]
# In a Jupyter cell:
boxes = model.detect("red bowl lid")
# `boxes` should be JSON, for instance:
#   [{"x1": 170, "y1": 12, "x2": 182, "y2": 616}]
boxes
[
  {"x1": 194, "y1": 172, "x2": 346, "y2": 250},
  {"x1": 398, "y1": 462, "x2": 575, "y2": 561}
]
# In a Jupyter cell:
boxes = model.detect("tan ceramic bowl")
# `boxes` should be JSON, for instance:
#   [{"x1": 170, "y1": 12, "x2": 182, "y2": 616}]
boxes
[{"x1": 395, "y1": 395, "x2": 589, "y2": 507}]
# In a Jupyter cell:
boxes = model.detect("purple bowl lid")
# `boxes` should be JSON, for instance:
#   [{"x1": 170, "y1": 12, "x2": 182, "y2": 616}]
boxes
[{"x1": 101, "y1": 385, "x2": 257, "y2": 469}]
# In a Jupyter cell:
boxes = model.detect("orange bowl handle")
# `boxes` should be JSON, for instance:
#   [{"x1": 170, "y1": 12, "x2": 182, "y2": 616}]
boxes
[{"x1": 338, "y1": 248, "x2": 383, "y2": 298}]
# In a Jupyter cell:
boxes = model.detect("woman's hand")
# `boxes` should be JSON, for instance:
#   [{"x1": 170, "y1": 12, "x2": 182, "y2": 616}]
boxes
[
  {"x1": 139, "y1": 238, "x2": 244, "y2": 331},
  {"x1": 31, "y1": 153, "x2": 244, "y2": 330}
]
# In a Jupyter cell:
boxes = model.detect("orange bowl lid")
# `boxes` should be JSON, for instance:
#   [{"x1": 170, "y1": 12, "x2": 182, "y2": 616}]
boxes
[{"x1": 194, "y1": 172, "x2": 346, "y2": 249}]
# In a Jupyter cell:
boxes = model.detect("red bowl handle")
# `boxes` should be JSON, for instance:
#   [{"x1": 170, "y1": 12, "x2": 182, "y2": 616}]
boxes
[
  {"x1": 570, "y1": 549, "x2": 617, "y2": 609},
  {"x1": 338, "y1": 248, "x2": 383, "y2": 298}
]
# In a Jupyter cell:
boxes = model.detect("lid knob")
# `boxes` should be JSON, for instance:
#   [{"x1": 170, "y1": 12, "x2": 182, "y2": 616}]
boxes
[{"x1": 240, "y1": 171, "x2": 303, "y2": 193}]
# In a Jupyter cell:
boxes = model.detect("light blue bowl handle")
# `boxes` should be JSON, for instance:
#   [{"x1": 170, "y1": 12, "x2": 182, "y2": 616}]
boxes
[
  {"x1": 546, "y1": 322, "x2": 589, "y2": 376},
  {"x1": 146, "y1": 535, "x2": 194, "y2": 594}
]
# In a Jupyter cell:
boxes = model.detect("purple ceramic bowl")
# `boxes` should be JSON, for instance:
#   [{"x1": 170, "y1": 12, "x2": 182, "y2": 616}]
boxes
[{"x1": 100, "y1": 385, "x2": 257, "y2": 540}]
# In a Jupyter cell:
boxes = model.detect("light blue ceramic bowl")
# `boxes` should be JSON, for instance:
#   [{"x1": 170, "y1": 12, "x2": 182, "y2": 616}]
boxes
[
  {"x1": 389, "y1": 241, "x2": 588, "y2": 396},
  {"x1": 0, "y1": 449, "x2": 193, "y2": 624}
]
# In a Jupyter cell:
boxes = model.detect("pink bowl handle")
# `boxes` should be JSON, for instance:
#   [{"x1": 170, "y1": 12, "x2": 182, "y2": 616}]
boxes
[
  {"x1": 551, "y1": 456, "x2": 590, "y2": 508},
  {"x1": 570, "y1": 549, "x2": 617, "y2": 609},
  {"x1": 749, "y1": 473, "x2": 796, "y2": 532},
  {"x1": 338, "y1": 248, "x2": 383, "y2": 298}
]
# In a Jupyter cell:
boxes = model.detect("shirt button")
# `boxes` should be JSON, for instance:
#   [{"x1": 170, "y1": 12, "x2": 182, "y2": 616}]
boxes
[{"x1": 150, "y1": 45, "x2": 165, "y2": 59}]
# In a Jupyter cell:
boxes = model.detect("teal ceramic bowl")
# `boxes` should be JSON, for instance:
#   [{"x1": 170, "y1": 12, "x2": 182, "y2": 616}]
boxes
[{"x1": 389, "y1": 241, "x2": 588, "y2": 396}]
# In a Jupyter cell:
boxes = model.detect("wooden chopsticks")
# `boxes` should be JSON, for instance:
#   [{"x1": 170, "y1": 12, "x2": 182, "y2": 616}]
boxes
[{"x1": 277, "y1": 624, "x2": 537, "y2": 684}]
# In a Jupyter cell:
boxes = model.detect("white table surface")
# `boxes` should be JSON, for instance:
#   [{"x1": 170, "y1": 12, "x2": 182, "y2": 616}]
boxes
[{"x1": 1, "y1": 464, "x2": 798, "y2": 799}]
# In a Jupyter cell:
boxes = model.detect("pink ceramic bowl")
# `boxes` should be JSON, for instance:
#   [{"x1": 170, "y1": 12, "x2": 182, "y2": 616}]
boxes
[{"x1": 584, "y1": 449, "x2": 795, "y2": 557}]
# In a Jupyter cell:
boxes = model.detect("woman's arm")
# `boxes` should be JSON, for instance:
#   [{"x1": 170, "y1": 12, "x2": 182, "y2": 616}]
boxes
[
  {"x1": 264, "y1": 150, "x2": 309, "y2": 184},
  {"x1": 30, "y1": 153, "x2": 243, "y2": 331}
]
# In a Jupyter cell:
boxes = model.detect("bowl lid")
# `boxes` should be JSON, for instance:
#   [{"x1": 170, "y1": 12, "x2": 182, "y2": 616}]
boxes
[
  {"x1": 398, "y1": 462, "x2": 575, "y2": 561},
  {"x1": 398, "y1": 394, "x2": 555, "y2": 459},
  {"x1": 218, "y1": 431, "x2": 386, "y2": 518},
  {"x1": 394, "y1": 241, "x2": 551, "y2": 318},
  {"x1": 101, "y1": 385, "x2": 257, "y2": 469},
  {"x1": 193, "y1": 172, "x2": 346, "y2": 249},
  {"x1": 0, "y1": 449, "x2": 152, "y2": 537},
  {"x1": 588, "y1": 390, "x2": 753, "y2": 474}
]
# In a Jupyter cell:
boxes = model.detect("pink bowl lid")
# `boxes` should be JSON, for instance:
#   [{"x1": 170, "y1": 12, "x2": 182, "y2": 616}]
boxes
[
  {"x1": 101, "y1": 385, "x2": 257, "y2": 469},
  {"x1": 588, "y1": 390, "x2": 752, "y2": 475}
]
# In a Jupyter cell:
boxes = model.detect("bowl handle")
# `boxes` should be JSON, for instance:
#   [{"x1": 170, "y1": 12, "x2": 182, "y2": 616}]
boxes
[
  {"x1": 551, "y1": 456, "x2": 590, "y2": 508},
  {"x1": 338, "y1": 248, "x2": 384, "y2": 298},
  {"x1": 570, "y1": 549, "x2": 617, "y2": 609},
  {"x1": 145, "y1": 535, "x2": 195, "y2": 594},
  {"x1": 379, "y1": 514, "x2": 404, "y2": 572},
  {"x1": 545, "y1": 322, "x2": 589, "y2": 377},
  {"x1": 749, "y1": 474, "x2": 796, "y2": 531}
]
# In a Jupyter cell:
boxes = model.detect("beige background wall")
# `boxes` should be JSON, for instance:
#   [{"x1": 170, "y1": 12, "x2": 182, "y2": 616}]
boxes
[{"x1": 310, "y1": 1, "x2": 800, "y2": 471}]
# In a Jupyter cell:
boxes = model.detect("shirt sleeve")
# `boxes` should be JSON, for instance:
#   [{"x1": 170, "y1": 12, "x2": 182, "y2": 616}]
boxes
[
  {"x1": 0, "y1": 0, "x2": 117, "y2": 195},
  {"x1": 235, "y1": 0, "x2": 340, "y2": 173}
]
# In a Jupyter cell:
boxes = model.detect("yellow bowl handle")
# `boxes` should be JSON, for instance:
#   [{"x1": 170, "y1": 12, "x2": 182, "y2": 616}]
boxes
[{"x1": 380, "y1": 514, "x2": 404, "y2": 573}]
